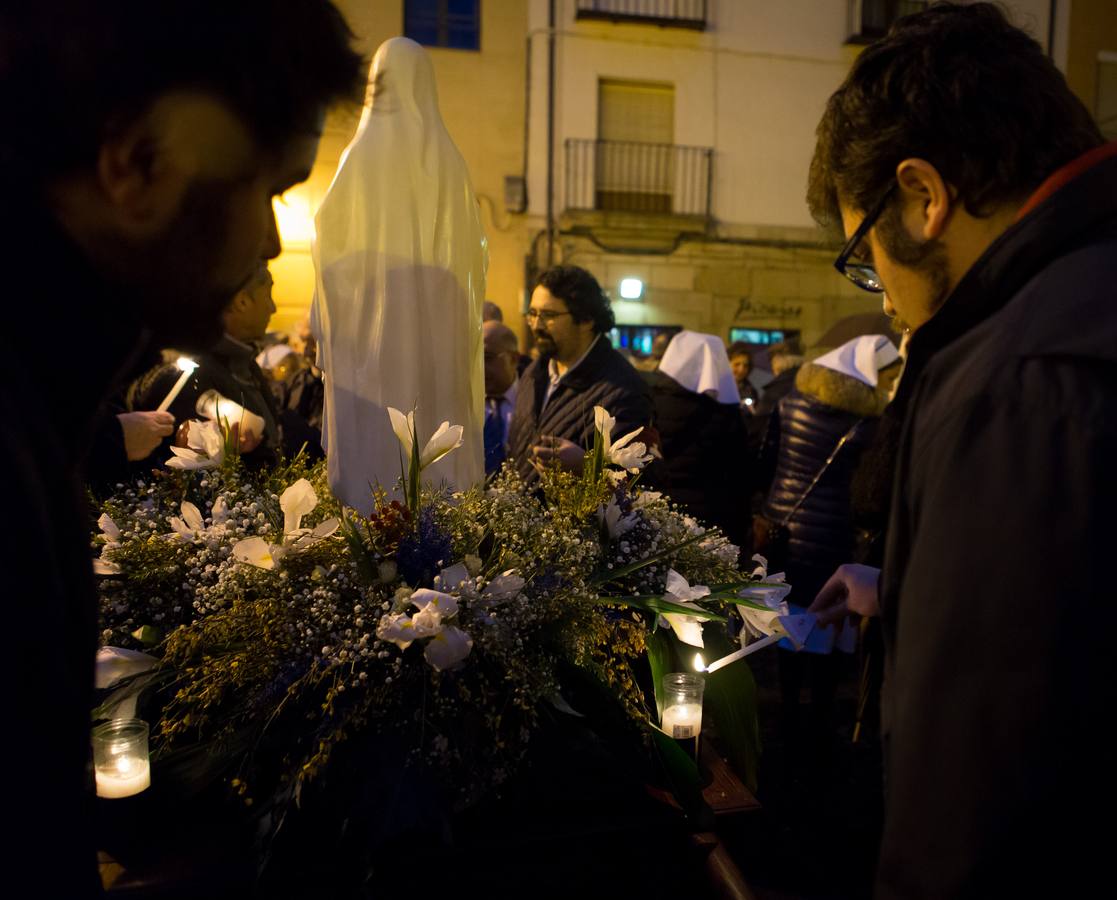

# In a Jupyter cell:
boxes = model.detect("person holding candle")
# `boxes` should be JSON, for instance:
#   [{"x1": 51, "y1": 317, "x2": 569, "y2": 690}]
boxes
[
  {"x1": 0, "y1": 2, "x2": 364, "y2": 894},
  {"x1": 804, "y1": 4, "x2": 1117, "y2": 896},
  {"x1": 130, "y1": 265, "x2": 320, "y2": 467}
]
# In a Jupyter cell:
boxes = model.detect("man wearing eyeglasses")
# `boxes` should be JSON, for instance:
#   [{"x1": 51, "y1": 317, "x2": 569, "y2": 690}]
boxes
[
  {"x1": 804, "y1": 4, "x2": 1117, "y2": 897},
  {"x1": 507, "y1": 265, "x2": 652, "y2": 486}
]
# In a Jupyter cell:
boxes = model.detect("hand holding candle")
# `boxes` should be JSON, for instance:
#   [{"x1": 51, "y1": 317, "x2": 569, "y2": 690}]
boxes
[{"x1": 156, "y1": 357, "x2": 198, "y2": 412}]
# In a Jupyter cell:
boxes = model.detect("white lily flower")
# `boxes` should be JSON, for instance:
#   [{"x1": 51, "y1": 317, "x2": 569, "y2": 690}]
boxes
[
  {"x1": 290, "y1": 517, "x2": 340, "y2": 550},
  {"x1": 166, "y1": 419, "x2": 225, "y2": 470},
  {"x1": 232, "y1": 536, "x2": 281, "y2": 571},
  {"x1": 280, "y1": 479, "x2": 318, "y2": 536},
  {"x1": 419, "y1": 421, "x2": 465, "y2": 468},
  {"x1": 607, "y1": 427, "x2": 653, "y2": 472},
  {"x1": 435, "y1": 563, "x2": 470, "y2": 591},
  {"x1": 95, "y1": 646, "x2": 158, "y2": 690},
  {"x1": 211, "y1": 496, "x2": 230, "y2": 524},
  {"x1": 376, "y1": 612, "x2": 417, "y2": 650},
  {"x1": 423, "y1": 626, "x2": 473, "y2": 671},
  {"x1": 167, "y1": 501, "x2": 205, "y2": 541},
  {"x1": 387, "y1": 407, "x2": 464, "y2": 472},
  {"x1": 388, "y1": 407, "x2": 417, "y2": 461},
  {"x1": 93, "y1": 557, "x2": 122, "y2": 576},
  {"x1": 659, "y1": 568, "x2": 710, "y2": 648},
  {"x1": 737, "y1": 571, "x2": 794, "y2": 638},
  {"x1": 409, "y1": 588, "x2": 459, "y2": 621},
  {"x1": 407, "y1": 605, "x2": 443, "y2": 639},
  {"x1": 599, "y1": 500, "x2": 638, "y2": 540},
  {"x1": 482, "y1": 571, "x2": 525, "y2": 603},
  {"x1": 592, "y1": 406, "x2": 652, "y2": 472},
  {"x1": 98, "y1": 514, "x2": 121, "y2": 547}
]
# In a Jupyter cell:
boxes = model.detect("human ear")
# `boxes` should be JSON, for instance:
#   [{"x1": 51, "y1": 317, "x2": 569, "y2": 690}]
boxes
[
  {"x1": 95, "y1": 114, "x2": 184, "y2": 234},
  {"x1": 894, "y1": 158, "x2": 952, "y2": 241}
]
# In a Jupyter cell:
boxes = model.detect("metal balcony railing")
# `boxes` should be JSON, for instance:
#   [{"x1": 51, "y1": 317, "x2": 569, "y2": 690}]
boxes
[
  {"x1": 564, "y1": 139, "x2": 712, "y2": 218},
  {"x1": 575, "y1": 0, "x2": 707, "y2": 31}
]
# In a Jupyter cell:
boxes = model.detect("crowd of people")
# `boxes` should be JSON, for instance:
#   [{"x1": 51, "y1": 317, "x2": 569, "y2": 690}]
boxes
[{"x1": 3, "y1": 1, "x2": 1116, "y2": 896}]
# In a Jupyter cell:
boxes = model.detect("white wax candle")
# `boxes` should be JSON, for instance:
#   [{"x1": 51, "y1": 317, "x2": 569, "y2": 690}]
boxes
[
  {"x1": 95, "y1": 755, "x2": 151, "y2": 799},
  {"x1": 662, "y1": 702, "x2": 703, "y2": 740},
  {"x1": 156, "y1": 357, "x2": 198, "y2": 412},
  {"x1": 703, "y1": 632, "x2": 783, "y2": 674}
]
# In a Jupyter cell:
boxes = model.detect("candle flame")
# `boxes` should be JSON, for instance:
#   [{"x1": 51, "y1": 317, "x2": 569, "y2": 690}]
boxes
[
  {"x1": 176, "y1": 356, "x2": 199, "y2": 373},
  {"x1": 693, "y1": 652, "x2": 706, "y2": 672}
]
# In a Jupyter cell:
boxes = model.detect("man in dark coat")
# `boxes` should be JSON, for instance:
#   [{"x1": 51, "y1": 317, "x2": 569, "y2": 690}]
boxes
[
  {"x1": 0, "y1": 3, "x2": 363, "y2": 894},
  {"x1": 131, "y1": 266, "x2": 291, "y2": 467},
  {"x1": 508, "y1": 266, "x2": 652, "y2": 486},
  {"x1": 807, "y1": 4, "x2": 1117, "y2": 896}
]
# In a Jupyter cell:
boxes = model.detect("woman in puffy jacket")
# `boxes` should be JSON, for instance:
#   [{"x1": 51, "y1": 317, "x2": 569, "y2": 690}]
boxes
[{"x1": 759, "y1": 335, "x2": 901, "y2": 768}]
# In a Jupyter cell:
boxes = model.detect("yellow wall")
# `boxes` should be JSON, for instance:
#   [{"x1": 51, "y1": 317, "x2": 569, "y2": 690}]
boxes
[
  {"x1": 269, "y1": 0, "x2": 530, "y2": 336},
  {"x1": 1065, "y1": 0, "x2": 1117, "y2": 115}
]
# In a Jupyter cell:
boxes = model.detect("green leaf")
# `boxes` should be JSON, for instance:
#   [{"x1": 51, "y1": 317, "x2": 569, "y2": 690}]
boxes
[
  {"x1": 702, "y1": 628, "x2": 761, "y2": 791},
  {"x1": 130, "y1": 625, "x2": 162, "y2": 646},
  {"x1": 339, "y1": 511, "x2": 379, "y2": 587},
  {"x1": 649, "y1": 724, "x2": 715, "y2": 830},
  {"x1": 644, "y1": 626, "x2": 672, "y2": 721},
  {"x1": 592, "y1": 594, "x2": 728, "y2": 622}
]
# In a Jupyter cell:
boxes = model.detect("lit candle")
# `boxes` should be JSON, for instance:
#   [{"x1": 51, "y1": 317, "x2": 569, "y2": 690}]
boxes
[
  {"x1": 91, "y1": 718, "x2": 151, "y2": 800},
  {"x1": 95, "y1": 750, "x2": 151, "y2": 799},
  {"x1": 662, "y1": 702, "x2": 703, "y2": 739},
  {"x1": 156, "y1": 357, "x2": 199, "y2": 412},
  {"x1": 661, "y1": 671, "x2": 705, "y2": 744},
  {"x1": 702, "y1": 632, "x2": 782, "y2": 675}
]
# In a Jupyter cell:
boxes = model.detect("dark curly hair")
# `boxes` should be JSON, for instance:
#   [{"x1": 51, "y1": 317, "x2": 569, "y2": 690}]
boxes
[
  {"x1": 534, "y1": 265, "x2": 616, "y2": 334},
  {"x1": 807, "y1": 2, "x2": 1103, "y2": 227},
  {"x1": 0, "y1": 0, "x2": 366, "y2": 182}
]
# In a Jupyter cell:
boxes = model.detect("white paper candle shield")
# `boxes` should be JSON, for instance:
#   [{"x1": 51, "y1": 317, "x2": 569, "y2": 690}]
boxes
[{"x1": 196, "y1": 389, "x2": 266, "y2": 441}]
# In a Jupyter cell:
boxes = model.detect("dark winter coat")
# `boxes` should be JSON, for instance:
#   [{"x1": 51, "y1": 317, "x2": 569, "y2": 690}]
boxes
[
  {"x1": 130, "y1": 336, "x2": 282, "y2": 467},
  {"x1": 507, "y1": 337, "x2": 652, "y2": 486},
  {"x1": 2, "y1": 187, "x2": 142, "y2": 895},
  {"x1": 641, "y1": 370, "x2": 750, "y2": 549},
  {"x1": 761, "y1": 361, "x2": 888, "y2": 602},
  {"x1": 876, "y1": 144, "x2": 1117, "y2": 898}
]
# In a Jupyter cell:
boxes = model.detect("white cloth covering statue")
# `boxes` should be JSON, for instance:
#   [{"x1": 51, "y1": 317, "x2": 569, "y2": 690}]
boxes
[{"x1": 311, "y1": 37, "x2": 486, "y2": 513}]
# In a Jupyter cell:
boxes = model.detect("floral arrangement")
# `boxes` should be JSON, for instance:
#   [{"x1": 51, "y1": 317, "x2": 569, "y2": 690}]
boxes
[{"x1": 93, "y1": 409, "x2": 792, "y2": 826}]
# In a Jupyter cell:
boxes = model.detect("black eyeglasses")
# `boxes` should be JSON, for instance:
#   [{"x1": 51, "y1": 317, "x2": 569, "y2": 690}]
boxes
[
  {"x1": 834, "y1": 185, "x2": 895, "y2": 293},
  {"x1": 524, "y1": 309, "x2": 572, "y2": 325}
]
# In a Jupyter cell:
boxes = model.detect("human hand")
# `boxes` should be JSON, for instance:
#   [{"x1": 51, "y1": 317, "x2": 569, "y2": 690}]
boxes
[
  {"x1": 117, "y1": 411, "x2": 175, "y2": 461},
  {"x1": 809, "y1": 563, "x2": 882, "y2": 627},
  {"x1": 531, "y1": 435, "x2": 585, "y2": 473}
]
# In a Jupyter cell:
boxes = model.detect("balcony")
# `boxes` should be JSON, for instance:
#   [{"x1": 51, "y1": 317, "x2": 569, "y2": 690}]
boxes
[
  {"x1": 564, "y1": 139, "x2": 712, "y2": 220},
  {"x1": 575, "y1": 0, "x2": 707, "y2": 31}
]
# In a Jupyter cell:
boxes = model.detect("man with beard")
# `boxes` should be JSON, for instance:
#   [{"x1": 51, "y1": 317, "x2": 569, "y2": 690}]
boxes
[
  {"x1": 0, "y1": 2, "x2": 363, "y2": 893},
  {"x1": 507, "y1": 265, "x2": 652, "y2": 487},
  {"x1": 805, "y1": 4, "x2": 1116, "y2": 896}
]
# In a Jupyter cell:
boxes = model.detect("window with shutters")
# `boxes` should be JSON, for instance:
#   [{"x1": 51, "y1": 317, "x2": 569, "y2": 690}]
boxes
[
  {"x1": 404, "y1": 0, "x2": 480, "y2": 51},
  {"x1": 595, "y1": 80, "x2": 675, "y2": 213}
]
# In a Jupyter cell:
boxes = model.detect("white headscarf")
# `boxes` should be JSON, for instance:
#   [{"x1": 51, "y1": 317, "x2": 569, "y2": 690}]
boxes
[
  {"x1": 812, "y1": 335, "x2": 899, "y2": 387},
  {"x1": 658, "y1": 331, "x2": 740, "y2": 405},
  {"x1": 311, "y1": 38, "x2": 487, "y2": 513}
]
